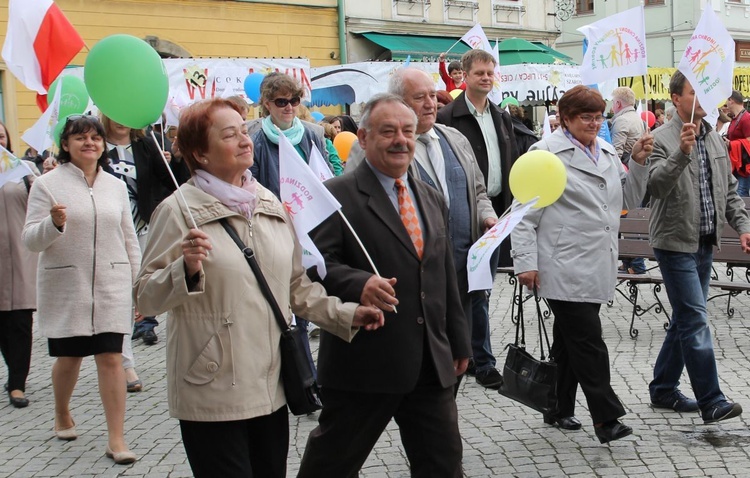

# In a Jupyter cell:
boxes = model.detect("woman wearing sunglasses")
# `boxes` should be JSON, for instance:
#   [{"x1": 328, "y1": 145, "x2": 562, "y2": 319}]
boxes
[
  {"x1": 250, "y1": 72, "x2": 331, "y2": 197},
  {"x1": 250, "y1": 72, "x2": 333, "y2": 365},
  {"x1": 22, "y1": 115, "x2": 139, "y2": 464},
  {"x1": 511, "y1": 85, "x2": 653, "y2": 444}
]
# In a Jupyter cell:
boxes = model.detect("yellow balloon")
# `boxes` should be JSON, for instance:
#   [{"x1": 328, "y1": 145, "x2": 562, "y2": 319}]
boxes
[
  {"x1": 508, "y1": 150, "x2": 567, "y2": 208},
  {"x1": 449, "y1": 89, "x2": 463, "y2": 99}
]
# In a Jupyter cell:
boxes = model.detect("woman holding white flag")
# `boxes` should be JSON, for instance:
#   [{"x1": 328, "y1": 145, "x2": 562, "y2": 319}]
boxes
[{"x1": 134, "y1": 98, "x2": 384, "y2": 478}]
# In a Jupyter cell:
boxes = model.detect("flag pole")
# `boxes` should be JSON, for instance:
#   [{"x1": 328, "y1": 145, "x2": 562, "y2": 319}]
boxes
[
  {"x1": 642, "y1": 74, "x2": 650, "y2": 132},
  {"x1": 445, "y1": 38, "x2": 463, "y2": 55},
  {"x1": 150, "y1": 130, "x2": 198, "y2": 230},
  {"x1": 336, "y1": 209, "x2": 397, "y2": 313},
  {"x1": 689, "y1": 94, "x2": 697, "y2": 125}
]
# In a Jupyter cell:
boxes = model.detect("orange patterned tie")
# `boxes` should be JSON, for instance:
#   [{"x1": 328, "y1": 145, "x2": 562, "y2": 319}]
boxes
[{"x1": 395, "y1": 179, "x2": 423, "y2": 259}]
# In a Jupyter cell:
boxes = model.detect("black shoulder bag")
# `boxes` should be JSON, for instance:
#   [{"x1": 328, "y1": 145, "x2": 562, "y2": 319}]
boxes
[
  {"x1": 219, "y1": 219, "x2": 322, "y2": 415},
  {"x1": 497, "y1": 288, "x2": 558, "y2": 416}
]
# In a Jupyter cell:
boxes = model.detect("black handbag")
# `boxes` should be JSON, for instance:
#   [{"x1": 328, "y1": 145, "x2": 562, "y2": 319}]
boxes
[
  {"x1": 497, "y1": 288, "x2": 558, "y2": 416},
  {"x1": 220, "y1": 219, "x2": 322, "y2": 416}
]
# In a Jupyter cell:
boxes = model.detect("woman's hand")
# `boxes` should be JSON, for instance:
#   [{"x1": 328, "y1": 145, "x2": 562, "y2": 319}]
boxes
[
  {"x1": 182, "y1": 228, "x2": 212, "y2": 277},
  {"x1": 353, "y1": 305, "x2": 386, "y2": 331},
  {"x1": 517, "y1": 271, "x2": 539, "y2": 291},
  {"x1": 50, "y1": 204, "x2": 67, "y2": 229},
  {"x1": 631, "y1": 133, "x2": 654, "y2": 165}
]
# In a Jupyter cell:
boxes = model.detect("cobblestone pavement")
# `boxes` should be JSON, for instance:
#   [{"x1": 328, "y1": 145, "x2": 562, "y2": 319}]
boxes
[{"x1": 3, "y1": 269, "x2": 750, "y2": 477}]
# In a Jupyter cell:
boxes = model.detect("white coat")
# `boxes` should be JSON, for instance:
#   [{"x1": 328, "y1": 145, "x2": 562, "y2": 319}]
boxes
[
  {"x1": 511, "y1": 128, "x2": 648, "y2": 303},
  {"x1": 22, "y1": 163, "x2": 140, "y2": 338}
]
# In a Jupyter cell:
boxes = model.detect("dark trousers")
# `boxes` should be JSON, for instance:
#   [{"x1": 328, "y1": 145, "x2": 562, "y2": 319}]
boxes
[
  {"x1": 0, "y1": 310, "x2": 33, "y2": 392},
  {"x1": 298, "y1": 385, "x2": 462, "y2": 478},
  {"x1": 179, "y1": 406, "x2": 289, "y2": 478},
  {"x1": 547, "y1": 300, "x2": 625, "y2": 424}
]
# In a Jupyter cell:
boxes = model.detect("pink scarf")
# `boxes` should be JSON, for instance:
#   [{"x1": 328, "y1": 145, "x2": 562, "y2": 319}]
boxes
[{"x1": 194, "y1": 169, "x2": 258, "y2": 219}]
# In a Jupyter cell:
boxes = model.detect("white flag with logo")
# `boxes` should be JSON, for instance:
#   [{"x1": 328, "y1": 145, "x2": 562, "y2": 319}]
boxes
[
  {"x1": 278, "y1": 132, "x2": 341, "y2": 277},
  {"x1": 467, "y1": 198, "x2": 538, "y2": 292},
  {"x1": 677, "y1": 4, "x2": 735, "y2": 112},
  {"x1": 21, "y1": 91, "x2": 61, "y2": 152},
  {"x1": 460, "y1": 23, "x2": 493, "y2": 53},
  {"x1": 308, "y1": 144, "x2": 334, "y2": 182},
  {"x1": 0, "y1": 147, "x2": 28, "y2": 189},
  {"x1": 460, "y1": 24, "x2": 502, "y2": 104},
  {"x1": 578, "y1": 6, "x2": 647, "y2": 85}
]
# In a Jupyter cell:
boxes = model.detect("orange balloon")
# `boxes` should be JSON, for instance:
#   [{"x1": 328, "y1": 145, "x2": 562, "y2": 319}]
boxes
[{"x1": 333, "y1": 131, "x2": 357, "y2": 162}]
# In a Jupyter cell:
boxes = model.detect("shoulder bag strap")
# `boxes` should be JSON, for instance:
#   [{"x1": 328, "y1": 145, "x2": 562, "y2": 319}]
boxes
[
  {"x1": 534, "y1": 287, "x2": 552, "y2": 361},
  {"x1": 219, "y1": 218, "x2": 290, "y2": 332},
  {"x1": 514, "y1": 289, "x2": 526, "y2": 348}
]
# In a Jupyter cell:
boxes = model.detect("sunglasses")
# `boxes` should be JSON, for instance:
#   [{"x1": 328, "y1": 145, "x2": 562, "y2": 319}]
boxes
[
  {"x1": 64, "y1": 114, "x2": 95, "y2": 125},
  {"x1": 272, "y1": 97, "x2": 301, "y2": 108}
]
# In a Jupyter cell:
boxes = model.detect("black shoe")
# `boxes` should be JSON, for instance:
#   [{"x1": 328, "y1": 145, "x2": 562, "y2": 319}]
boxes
[
  {"x1": 543, "y1": 415, "x2": 582, "y2": 430},
  {"x1": 465, "y1": 359, "x2": 476, "y2": 377},
  {"x1": 651, "y1": 389, "x2": 699, "y2": 412},
  {"x1": 142, "y1": 329, "x2": 158, "y2": 345},
  {"x1": 594, "y1": 420, "x2": 632, "y2": 444},
  {"x1": 8, "y1": 391, "x2": 29, "y2": 409},
  {"x1": 702, "y1": 401, "x2": 742, "y2": 424},
  {"x1": 475, "y1": 368, "x2": 503, "y2": 389}
]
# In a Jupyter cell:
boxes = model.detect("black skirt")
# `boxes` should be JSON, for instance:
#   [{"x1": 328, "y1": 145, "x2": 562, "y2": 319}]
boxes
[{"x1": 48, "y1": 332, "x2": 124, "y2": 357}]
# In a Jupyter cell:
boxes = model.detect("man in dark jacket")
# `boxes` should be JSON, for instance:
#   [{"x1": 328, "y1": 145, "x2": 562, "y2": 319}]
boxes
[{"x1": 436, "y1": 49, "x2": 519, "y2": 388}]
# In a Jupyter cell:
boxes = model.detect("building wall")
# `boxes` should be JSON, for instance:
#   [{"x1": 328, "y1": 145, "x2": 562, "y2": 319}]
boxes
[
  {"x1": 554, "y1": 0, "x2": 747, "y2": 69},
  {"x1": 344, "y1": 0, "x2": 560, "y2": 63},
  {"x1": 0, "y1": 0, "x2": 341, "y2": 149}
]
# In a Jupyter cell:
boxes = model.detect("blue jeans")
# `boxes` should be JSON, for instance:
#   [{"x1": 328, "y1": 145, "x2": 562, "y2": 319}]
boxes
[
  {"x1": 737, "y1": 175, "x2": 750, "y2": 197},
  {"x1": 649, "y1": 244, "x2": 725, "y2": 409},
  {"x1": 134, "y1": 317, "x2": 158, "y2": 333},
  {"x1": 469, "y1": 248, "x2": 499, "y2": 372}
]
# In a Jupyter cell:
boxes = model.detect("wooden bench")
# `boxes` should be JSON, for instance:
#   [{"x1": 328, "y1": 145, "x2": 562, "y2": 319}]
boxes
[{"x1": 617, "y1": 207, "x2": 750, "y2": 338}]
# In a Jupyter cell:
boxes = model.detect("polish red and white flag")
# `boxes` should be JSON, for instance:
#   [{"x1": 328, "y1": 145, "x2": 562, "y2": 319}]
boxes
[{"x1": 1, "y1": 0, "x2": 85, "y2": 111}]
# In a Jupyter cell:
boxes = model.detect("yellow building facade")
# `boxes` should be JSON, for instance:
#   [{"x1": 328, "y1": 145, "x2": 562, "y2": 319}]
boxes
[{"x1": 0, "y1": 0, "x2": 342, "y2": 149}]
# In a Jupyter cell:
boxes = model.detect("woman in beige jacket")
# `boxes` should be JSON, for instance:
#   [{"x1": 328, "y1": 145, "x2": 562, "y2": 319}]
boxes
[
  {"x1": 0, "y1": 122, "x2": 37, "y2": 408},
  {"x1": 134, "y1": 98, "x2": 383, "y2": 478},
  {"x1": 23, "y1": 116, "x2": 140, "y2": 464}
]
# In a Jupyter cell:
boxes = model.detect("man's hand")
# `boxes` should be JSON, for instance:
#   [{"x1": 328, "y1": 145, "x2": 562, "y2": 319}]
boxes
[
  {"x1": 352, "y1": 305, "x2": 386, "y2": 331},
  {"x1": 631, "y1": 133, "x2": 654, "y2": 165},
  {"x1": 517, "y1": 271, "x2": 539, "y2": 291},
  {"x1": 680, "y1": 123, "x2": 697, "y2": 156},
  {"x1": 454, "y1": 357, "x2": 469, "y2": 376},
  {"x1": 740, "y1": 233, "x2": 750, "y2": 254},
  {"x1": 361, "y1": 276, "x2": 398, "y2": 312},
  {"x1": 483, "y1": 217, "x2": 498, "y2": 232}
]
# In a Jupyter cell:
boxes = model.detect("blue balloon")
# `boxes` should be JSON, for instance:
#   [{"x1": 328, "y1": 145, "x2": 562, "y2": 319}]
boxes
[
  {"x1": 243, "y1": 72, "x2": 265, "y2": 103},
  {"x1": 311, "y1": 111, "x2": 324, "y2": 122}
]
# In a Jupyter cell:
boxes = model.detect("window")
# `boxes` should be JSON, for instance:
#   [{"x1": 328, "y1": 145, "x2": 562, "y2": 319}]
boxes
[
  {"x1": 576, "y1": 0, "x2": 593, "y2": 14},
  {"x1": 644, "y1": 0, "x2": 665, "y2": 5}
]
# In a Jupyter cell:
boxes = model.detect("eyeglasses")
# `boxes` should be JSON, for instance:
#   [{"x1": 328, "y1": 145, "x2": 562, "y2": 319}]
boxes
[
  {"x1": 272, "y1": 97, "x2": 301, "y2": 108},
  {"x1": 578, "y1": 114, "x2": 606, "y2": 124}
]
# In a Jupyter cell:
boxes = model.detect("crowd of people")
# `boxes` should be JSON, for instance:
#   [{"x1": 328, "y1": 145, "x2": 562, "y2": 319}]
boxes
[{"x1": 2, "y1": 49, "x2": 750, "y2": 476}]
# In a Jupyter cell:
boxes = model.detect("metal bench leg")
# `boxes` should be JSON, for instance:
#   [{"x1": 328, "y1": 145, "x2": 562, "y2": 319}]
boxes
[{"x1": 629, "y1": 282, "x2": 640, "y2": 339}]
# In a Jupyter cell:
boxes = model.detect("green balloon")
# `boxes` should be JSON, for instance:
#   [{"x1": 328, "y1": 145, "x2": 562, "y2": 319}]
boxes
[
  {"x1": 49, "y1": 75, "x2": 89, "y2": 118},
  {"x1": 84, "y1": 34, "x2": 168, "y2": 129}
]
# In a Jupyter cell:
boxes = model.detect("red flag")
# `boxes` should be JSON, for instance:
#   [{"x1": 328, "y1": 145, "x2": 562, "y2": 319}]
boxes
[{"x1": 2, "y1": 0, "x2": 85, "y2": 111}]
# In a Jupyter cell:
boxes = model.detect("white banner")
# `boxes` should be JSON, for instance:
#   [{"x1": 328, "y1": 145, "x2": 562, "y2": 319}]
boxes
[{"x1": 311, "y1": 62, "x2": 582, "y2": 106}]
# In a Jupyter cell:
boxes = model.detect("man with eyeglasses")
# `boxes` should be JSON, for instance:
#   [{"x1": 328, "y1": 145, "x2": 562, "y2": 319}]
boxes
[
  {"x1": 648, "y1": 71, "x2": 750, "y2": 423},
  {"x1": 436, "y1": 48, "x2": 519, "y2": 390}
]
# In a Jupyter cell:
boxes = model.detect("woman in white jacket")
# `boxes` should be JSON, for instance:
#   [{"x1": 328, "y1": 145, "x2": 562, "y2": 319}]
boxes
[
  {"x1": 511, "y1": 85, "x2": 653, "y2": 444},
  {"x1": 23, "y1": 116, "x2": 140, "y2": 464}
]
